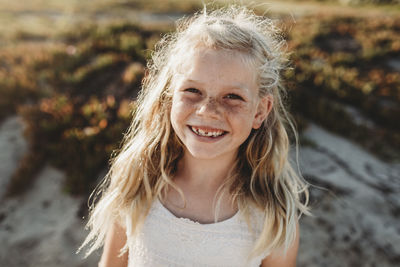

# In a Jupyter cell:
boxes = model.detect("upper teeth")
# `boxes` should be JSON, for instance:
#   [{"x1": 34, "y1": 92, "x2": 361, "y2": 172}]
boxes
[{"x1": 192, "y1": 126, "x2": 224, "y2": 137}]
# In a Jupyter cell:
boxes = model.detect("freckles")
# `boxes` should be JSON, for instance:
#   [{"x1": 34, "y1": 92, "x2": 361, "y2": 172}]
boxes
[
  {"x1": 221, "y1": 102, "x2": 250, "y2": 115},
  {"x1": 172, "y1": 97, "x2": 196, "y2": 119},
  {"x1": 173, "y1": 94, "x2": 191, "y2": 107},
  {"x1": 180, "y1": 99, "x2": 198, "y2": 112},
  {"x1": 185, "y1": 97, "x2": 199, "y2": 105},
  {"x1": 223, "y1": 105, "x2": 240, "y2": 115}
]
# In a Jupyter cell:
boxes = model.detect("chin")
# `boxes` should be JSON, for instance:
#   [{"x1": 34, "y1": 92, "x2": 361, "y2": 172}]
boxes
[
  {"x1": 185, "y1": 145, "x2": 236, "y2": 162},
  {"x1": 187, "y1": 151, "x2": 218, "y2": 160}
]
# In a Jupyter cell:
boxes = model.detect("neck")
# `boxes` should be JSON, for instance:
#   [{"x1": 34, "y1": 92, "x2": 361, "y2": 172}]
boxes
[
  {"x1": 175, "y1": 150, "x2": 237, "y2": 192},
  {"x1": 163, "y1": 149, "x2": 239, "y2": 222}
]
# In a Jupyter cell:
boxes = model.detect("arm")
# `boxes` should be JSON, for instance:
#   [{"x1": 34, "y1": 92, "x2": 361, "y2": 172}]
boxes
[
  {"x1": 98, "y1": 222, "x2": 129, "y2": 267},
  {"x1": 260, "y1": 221, "x2": 300, "y2": 267}
]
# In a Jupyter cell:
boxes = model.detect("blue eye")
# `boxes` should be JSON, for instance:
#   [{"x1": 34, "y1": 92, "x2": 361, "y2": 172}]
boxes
[
  {"x1": 184, "y1": 88, "x2": 201, "y2": 94},
  {"x1": 225, "y1": 94, "x2": 244, "y2": 101}
]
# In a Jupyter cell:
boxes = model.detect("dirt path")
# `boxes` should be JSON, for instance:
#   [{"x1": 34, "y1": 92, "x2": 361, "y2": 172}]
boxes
[
  {"x1": 298, "y1": 124, "x2": 400, "y2": 267},
  {"x1": 0, "y1": 116, "x2": 27, "y2": 200}
]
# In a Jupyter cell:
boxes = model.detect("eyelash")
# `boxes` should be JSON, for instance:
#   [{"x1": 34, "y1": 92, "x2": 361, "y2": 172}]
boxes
[
  {"x1": 225, "y1": 94, "x2": 244, "y2": 101},
  {"x1": 184, "y1": 88, "x2": 201, "y2": 94},
  {"x1": 183, "y1": 88, "x2": 244, "y2": 101}
]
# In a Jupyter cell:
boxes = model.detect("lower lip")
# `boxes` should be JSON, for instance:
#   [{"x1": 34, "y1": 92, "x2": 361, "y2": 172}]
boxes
[{"x1": 187, "y1": 126, "x2": 227, "y2": 142}]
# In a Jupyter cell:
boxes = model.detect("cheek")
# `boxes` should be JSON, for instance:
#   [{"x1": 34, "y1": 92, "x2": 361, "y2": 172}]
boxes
[
  {"x1": 173, "y1": 93, "x2": 200, "y2": 111},
  {"x1": 222, "y1": 103, "x2": 245, "y2": 115},
  {"x1": 171, "y1": 98, "x2": 191, "y2": 125},
  {"x1": 221, "y1": 102, "x2": 255, "y2": 119},
  {"x1": 170, "y1": 108, "x2": 182, "y2": 138},
  {"x1": 223, "y1": 103, "x2": 257, "y2": 130}
]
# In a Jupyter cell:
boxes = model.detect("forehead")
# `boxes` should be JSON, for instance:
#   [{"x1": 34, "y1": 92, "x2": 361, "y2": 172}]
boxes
[{"x1": 174, "y1": 47, "x2": 258, "y2": 91}]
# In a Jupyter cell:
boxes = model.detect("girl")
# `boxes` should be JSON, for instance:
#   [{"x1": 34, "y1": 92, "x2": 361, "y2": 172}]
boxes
[{"x1": 79, "y1": 5, "x2": 309, "y2": 267}]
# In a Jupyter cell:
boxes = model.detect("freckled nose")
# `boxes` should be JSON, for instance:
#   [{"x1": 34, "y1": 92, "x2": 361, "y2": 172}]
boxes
[{"x1": 197, "y1": 97, "x2": 220, "y2": 118}]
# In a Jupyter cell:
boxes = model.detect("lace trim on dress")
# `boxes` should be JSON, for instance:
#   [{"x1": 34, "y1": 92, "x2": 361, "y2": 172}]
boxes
[
  {"x1": 127, "y1": 199, "x2": 269, "y2": 267},
  {"x1": 156, "y1": 199, "x2": 240, "y2": 226}
]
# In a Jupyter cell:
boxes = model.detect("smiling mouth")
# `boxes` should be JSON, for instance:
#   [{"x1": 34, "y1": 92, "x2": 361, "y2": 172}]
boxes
[{"x1": 189, "y1": 126, "x2": 227, "y2": 138}]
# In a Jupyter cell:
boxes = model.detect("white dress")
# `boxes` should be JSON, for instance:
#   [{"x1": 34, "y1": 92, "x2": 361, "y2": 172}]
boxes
[{"x1": 127, "y1": 199, "x2": 269, "y2": 267}]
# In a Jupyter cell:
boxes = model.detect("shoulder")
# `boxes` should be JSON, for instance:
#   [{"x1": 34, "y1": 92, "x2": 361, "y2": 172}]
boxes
[
  {"x1": 99, "y1": 221, "x2": 129, "y2": 267},
  {"x1": 260, "y1": 220, "x2": 300, "y2": 267},
  {"x1": 240, "y1": 203, "x2": 266, "y2": 234}
]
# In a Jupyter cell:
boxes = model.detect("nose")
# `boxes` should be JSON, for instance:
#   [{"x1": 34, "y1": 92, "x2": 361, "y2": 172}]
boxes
[{"x1": 197, "y1": 97, "x2": 221, "y2": 119}]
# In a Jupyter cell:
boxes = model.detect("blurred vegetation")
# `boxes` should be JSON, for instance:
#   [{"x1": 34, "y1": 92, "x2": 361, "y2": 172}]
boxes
[
  {"x1": 284, "y1": 15, "x2": 400, "y2": 160},
  {"x1": 0, "y1": 0, "x2": 202, "y2": 41},
  {"x1": 4, "y1": 24, "x2": 161, "y2": 196},
  {"x1": 1, "y1": 1, "x2": 399, "y2": 197}
]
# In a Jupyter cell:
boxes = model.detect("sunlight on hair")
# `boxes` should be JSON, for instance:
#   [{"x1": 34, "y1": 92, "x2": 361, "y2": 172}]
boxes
[{"x1": 78, "y1": 4, "x2": 309, "y2": 260}]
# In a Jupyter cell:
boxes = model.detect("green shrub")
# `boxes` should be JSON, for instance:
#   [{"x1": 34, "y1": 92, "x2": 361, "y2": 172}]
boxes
[
  {"x1": 285, "y1": 15, "x2": 400, "y2": 159},
  {"x1": 6, "y1": 23, "x2": 158, "y2": 196}
]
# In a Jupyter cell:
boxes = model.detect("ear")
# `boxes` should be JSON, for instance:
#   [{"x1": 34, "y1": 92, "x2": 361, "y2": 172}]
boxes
[{"x1": 252, "y1": 94, "x2": 273, "y2": 129}]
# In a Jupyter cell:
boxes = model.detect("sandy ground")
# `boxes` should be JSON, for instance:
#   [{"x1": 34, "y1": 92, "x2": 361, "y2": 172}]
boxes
[
  {"x1": 0, "y1": 116, "x2": 399, "y2": 266},
  {"x1": 0, "y1": 116, "x2": 27, "y2": 199},
  {"x1": 0, "y1": 116, "x2": 99, "y2": 267},
  {"x1": 298, "y1": 125, "x2": 400, "y2": 267}
]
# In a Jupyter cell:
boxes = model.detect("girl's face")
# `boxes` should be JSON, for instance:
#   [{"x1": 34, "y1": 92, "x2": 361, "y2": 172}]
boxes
[{"x1": 170, "y1": 48, "x2": 272, "y2": 162}]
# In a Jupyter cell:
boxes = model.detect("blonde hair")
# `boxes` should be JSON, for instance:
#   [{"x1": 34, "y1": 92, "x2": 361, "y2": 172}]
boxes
[{"x1": 79, "y1": 5, "x2": 309, "y2": 259}]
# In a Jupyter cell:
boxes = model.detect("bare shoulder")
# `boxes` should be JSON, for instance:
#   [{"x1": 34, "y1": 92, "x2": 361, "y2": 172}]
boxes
[
  {"x1": 260, "y1": 221, "x2": 300, "y2": 267},
  {"x1": 98, "y1": 221, "x2": 129, "y2": 267}
]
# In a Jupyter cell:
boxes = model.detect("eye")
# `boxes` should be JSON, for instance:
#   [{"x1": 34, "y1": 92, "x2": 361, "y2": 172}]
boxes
[
  {"x1": 225, "y1": 93, "x2": 244, "y2": 101},
  {"x1": 184, "y1": 88, "x2": 201, "y2": 94}
]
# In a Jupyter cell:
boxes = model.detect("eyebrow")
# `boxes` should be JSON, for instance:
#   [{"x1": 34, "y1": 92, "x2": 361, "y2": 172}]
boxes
[
  {"x1": 184, "y1": 78, "x2": 204, "y2": 85},
  {"x1": 182, "y1": 78, "x2": 251, "y2": 93}
]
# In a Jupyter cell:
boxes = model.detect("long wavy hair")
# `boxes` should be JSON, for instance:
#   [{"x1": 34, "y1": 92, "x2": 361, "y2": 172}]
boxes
[{"x1": 79, "y1": 5, "x2": 309, "y2": 259}]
